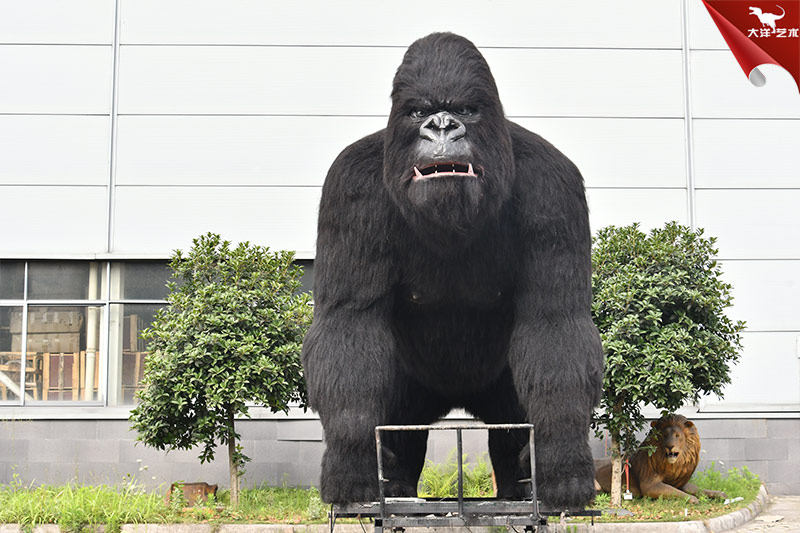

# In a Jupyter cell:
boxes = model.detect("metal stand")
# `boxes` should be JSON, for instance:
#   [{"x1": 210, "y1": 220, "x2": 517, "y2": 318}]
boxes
[{"x1": 330, "y1": 423, "x2": 601, "y2": 532}]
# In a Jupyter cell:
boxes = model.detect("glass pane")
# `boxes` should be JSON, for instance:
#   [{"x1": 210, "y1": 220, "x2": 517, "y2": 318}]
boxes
[
  {"x1": 25, "y1": 305, "x2": 104, "y2": 403},
  {"x1": 28, "y1": 262, "x2": 105, "y2": 300},
  {"x1": 109, "y1": 303, "x2": 162, "y2": 405},
  {"x1": 295, "y1": 260, "x2": 314, "y2": 294},
  {"x1": 0, "y1": 306, "x2": 24, "y2": 403},
  {"x1": 110, "y1": 262, "x2": 171, "y2": 300},
  {"x1": 0, "y1": 261, "x2": 25, "y2": 299}
]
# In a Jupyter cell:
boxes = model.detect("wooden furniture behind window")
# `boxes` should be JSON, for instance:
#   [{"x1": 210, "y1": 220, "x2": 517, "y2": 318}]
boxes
[
  {"x1": 0, "y1": 351, "x2": 99, "y2": 401},
  {"x1": 0, "y1": 352, "x2": 42, "y2": 401}
]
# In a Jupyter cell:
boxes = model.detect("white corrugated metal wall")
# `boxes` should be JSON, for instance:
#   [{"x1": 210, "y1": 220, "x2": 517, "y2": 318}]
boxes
[{"x1": 0, "y1": 0, "x2": 798, "y2": 410}]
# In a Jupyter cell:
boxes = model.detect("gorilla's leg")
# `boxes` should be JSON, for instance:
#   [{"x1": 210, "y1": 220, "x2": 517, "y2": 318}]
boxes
[
  {"x1": 466, "y1": 369, "x2": 531, "y2": 499},
  {"x1": 304, "y1": 312, "x2": 399, "y2": 504},
  {"x1": 316, "y1": 363, "x2": 448, "y2": 502},
  {"x1": 319, "y1": 409, "x2": 384, "y2": 503},
  {"x1": 508, "y1": 317, "x2": 604, "y2": 510},
  {"x1": 382, "y1": 380, "x2": 450, "y2": 497}
]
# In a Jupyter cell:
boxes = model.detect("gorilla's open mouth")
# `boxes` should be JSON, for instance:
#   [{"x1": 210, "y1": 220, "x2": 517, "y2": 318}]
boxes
[{"x1": 412, "y1": 162, "x2": 479, "y2": 181}]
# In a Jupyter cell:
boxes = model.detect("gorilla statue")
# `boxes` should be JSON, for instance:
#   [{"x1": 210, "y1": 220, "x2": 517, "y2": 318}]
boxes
[{"x1": 301, "y1": 32, "x2": 604, "y2": 510}]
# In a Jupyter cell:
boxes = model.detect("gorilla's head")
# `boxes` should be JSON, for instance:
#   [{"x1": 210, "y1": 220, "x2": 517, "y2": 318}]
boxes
[{"x1": 383, "y1": 33, "x2": 514, "y2": 248}]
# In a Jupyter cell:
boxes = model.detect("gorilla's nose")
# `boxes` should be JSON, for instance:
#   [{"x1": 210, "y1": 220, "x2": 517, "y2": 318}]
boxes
[{"x1": 420, "y1": 111, "x2": 466, "y2": 144}]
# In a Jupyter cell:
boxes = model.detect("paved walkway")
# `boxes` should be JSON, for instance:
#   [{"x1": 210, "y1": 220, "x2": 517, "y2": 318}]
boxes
[{"x1": 730, "y1": 496, "x2": 800, "y2": 532}]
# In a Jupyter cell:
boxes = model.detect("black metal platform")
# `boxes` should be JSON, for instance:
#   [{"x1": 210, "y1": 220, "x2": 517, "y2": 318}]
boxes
[
  {"x1": 328, "y1": 423, "x2": 601, "y2": 532},
  {"x1": 332, "y1": 498, "x2": 601, "y2": 531}
]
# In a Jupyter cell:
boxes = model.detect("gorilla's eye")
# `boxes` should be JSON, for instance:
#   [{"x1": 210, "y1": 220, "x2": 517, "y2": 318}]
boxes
[
  {"x1": 409, "y1": 109, "x2": 428, "y2": 119},
  {"x1": 455, "y1": 106, "x2": 476, "y2": 116}
]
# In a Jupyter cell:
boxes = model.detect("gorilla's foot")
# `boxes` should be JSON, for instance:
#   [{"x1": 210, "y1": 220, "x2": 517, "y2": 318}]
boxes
[
  {"x1": 533, "y1": 440, "x2": 596, "y2": 510},
  {"x1": 495, "y1": 479, "x2": 533, "y2": 500},
  {"x1": 320, "y1": 450, "x2": 379, "y2": 503},
  {"x1": 384, "y1": 479, "x2": 418, "y2": 498},
  {"x1": 537, "y1": 473, "x2": 596, "y2": 510},
  {"x1": 322, "y1": 483, "x2": 379, "y2": 504}
]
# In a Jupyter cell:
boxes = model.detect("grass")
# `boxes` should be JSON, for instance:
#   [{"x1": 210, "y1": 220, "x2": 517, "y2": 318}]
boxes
[
  {"x1": 417, "y1": 452, "x2": 494, "y2": 498},
  {"x1": 416, "y1": 456, "x2": 762, "y2": 524},
  {"x1": 580, "y1": 462, "x2": 762, "y2": 523},
  {"x1": 0, "y1": 473, "x2": 329, "y2": 533},
  {"x1": 0, "y1": 474, "x2": 175, "y2": 532},
  {"x1": 0, "y1": 461, "x2": 761, "y2": 531}
]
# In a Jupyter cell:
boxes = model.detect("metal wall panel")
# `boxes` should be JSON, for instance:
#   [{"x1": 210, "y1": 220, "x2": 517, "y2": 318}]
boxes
[
  {"x1": 687, "y1": 0, "x2": 728, "y2": 50},
  {"x1": 114, "y1": 116, "x2": 685, "y2": 188},
  {"x1": 586, "y1": 188, "x2": 688, "y2": 233},
  {"x1": 119, "y1": 0, "x2": 681, "y2": 48},
  {"x1": 516, "y1": 118, "x2": 686, "y2": 188},
  {"x1": 696, "y1": 190, "x2": 800, "y2": 260},
  {"x1": 0, "y1": 0, "x2": 114, "y2": 44},
  {"x1": 0, "y1": 186, "x2": 107, "y2": 254},
  {"x1": 691, "y1": 51, "x2": 800, "y2": 118},
  {"x1": 117, "y1": 47, "x2": 684, "y2": 118},
  {"x1": 703, "y1": 332, "x2": 800, "y2": 406},
  {"x1": 112, "y1": 186, "x2": 320, "y2": 255},
  {"x1": 694, "y1": 119, "x2": 800, "y2": 189},
  {"x1": 0, "y1": 116, "x2": 110, "y2": 185},
  {"x1": 115, "y1": 115, "x2": 385, "y2": 186},
  {"x1": 721, "y1": 260, "x2": 800, "y2": 332},
  {"x1": 0, "y1": 45, "x2": 112, "y2": 114}
]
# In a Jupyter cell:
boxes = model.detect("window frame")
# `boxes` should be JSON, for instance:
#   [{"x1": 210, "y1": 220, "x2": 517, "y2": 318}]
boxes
[{"x1": 0, "y1": 260, "x2": 169, "y2": 409}]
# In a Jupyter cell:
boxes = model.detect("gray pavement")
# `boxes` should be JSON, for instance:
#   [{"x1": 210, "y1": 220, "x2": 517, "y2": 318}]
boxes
[{"x1": 729, "y1": 496, "x2": 800, "y2": 532}]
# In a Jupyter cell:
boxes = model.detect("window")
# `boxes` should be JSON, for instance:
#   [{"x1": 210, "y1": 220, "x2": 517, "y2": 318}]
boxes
[
  {"x1": 0, "y1": 306, "x2": 24, "y2": 402},
  {"x1": 0, "y1": 260, "x2": 169, "y2": 406},
  {"x1": 0, "y1": 259, "x2": 313, "y2": 408}
]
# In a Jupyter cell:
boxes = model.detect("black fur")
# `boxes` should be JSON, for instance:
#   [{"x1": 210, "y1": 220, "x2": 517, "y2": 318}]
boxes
[{"x1": 301, "y1": 33, "x2": 604, "y2": 510}]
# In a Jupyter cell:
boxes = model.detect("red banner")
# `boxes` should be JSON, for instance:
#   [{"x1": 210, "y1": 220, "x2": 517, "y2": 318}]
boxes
[{"x1": 702, "y1": 0, "x2": 800, "y2": 92}]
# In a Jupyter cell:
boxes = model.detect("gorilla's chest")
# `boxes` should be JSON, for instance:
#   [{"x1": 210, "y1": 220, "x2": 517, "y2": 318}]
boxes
[
  {"x1": 394, "y1": 250, "x2": 514, "y2": 310},
  {"x1": 396, "y1": 278, "x2": 507, "y2": 309},
  {"x1": 393, "y1": 221, "x2": 517, "y2": 309},
  {"x1": 392, "y1": 249, "x2": 514, "y2": 390},
  {"x1": 390, "y1": 244, "x2": 516, "y2": 392}
]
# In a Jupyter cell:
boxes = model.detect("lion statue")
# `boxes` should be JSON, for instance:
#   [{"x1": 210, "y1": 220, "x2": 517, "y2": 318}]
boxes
[{"x1": 594, "y1": 414, "x2": 727, "y2": 503}]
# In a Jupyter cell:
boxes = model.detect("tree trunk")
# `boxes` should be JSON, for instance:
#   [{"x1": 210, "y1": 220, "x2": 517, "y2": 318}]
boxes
[
  {"x1": 610, "y1": 435, "x2": 623, "y2": 508},
  {"x1": 227, "y1": 406, "x2": 240, "y2": 507}
]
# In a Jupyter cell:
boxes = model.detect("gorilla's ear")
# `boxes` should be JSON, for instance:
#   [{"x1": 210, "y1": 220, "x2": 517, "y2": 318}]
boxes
[
  {"x1": 684, "y1": 420, "x2": 695, "y2": 428},
  {"x1": 650, "y1": 420, "x2": 658, "y2": 428}
]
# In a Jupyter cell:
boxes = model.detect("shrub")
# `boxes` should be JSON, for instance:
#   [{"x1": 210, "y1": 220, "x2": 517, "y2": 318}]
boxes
[
  {"x1": 130, "y1": 233, "x2": 312, "y2": 505},
  {"x1": 591, "y1": 222, "x2": 745, "y2": 505}
]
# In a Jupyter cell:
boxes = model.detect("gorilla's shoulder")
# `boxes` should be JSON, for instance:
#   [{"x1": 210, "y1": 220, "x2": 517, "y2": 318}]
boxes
[
  {"x1": 506, "y1": 120, "x2": 584, "y2": 193},
  {"x1": 323, "y1": 129, "x2": 386, "y2": 197}
]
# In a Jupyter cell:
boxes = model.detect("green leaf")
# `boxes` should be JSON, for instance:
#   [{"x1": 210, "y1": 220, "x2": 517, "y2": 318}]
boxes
[{"x1": 591, "y1": 222, "x2": 745, "y2": 458}]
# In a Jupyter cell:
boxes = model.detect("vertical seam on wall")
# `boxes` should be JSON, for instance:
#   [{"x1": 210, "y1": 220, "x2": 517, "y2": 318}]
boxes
[
  {"x1": 681, "y1": 0, "x2": 697, "y2": 230},
  {"x1": 106, "y1": 0, "x2": 122, "y2": 253}
]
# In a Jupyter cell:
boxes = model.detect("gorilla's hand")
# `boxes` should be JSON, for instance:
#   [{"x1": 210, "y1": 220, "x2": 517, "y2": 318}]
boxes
[{"x1": 521, "y1": 439, "x2": 596, "y2": 510}]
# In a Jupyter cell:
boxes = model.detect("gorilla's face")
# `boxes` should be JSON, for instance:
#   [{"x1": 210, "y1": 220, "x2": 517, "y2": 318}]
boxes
[{"x1": 383, "y1": 33, "x2": 514, "y2": 246}]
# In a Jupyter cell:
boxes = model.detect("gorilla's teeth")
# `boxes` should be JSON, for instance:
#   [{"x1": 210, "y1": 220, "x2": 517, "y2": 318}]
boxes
[
  {"x1": 414, "y1": 166, "x2": 424, "y2": 179},
  {"x1": 468, "y1": 163, "x2": 474, "y2": 175}
]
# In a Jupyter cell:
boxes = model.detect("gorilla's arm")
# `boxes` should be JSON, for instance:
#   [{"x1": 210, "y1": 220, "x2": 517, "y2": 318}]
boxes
[
  {"x1": 506, "y1": 123, "x2": 604, "y2": 509},
  {"x1": 301, "y1": 131, "x2": 399, "y2": 502}
]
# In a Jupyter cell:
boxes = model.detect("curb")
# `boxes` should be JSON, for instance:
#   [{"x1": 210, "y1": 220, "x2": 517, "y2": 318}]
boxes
[
  {"x1": 0, "y1": 485, "x2": 771, "y2": 533},
  {"x1": 543, "y1": 484, "x2": 770, "y2": 532},
  {"x1": 703, "y1": 484, "x2": 769, "y2": 533}
]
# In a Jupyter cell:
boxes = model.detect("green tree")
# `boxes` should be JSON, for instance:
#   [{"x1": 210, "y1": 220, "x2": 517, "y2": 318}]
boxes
[
  {"x1": 590, "y1": 222, "x2": 745, "y2": 507},
  {"x1": 129, "y1": 233, "x2": 312, "y2": 506}
]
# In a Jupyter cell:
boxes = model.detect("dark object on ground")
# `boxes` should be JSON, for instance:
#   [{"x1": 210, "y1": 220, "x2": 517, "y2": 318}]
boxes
[
  {"x1": 166, "y1": 482, "x2": 218, "y2": 507},
  {"x1": 594, "y1": 414, "x2": 727, "y2": 503},
  {"x1": 301, "y1": 32, "x2": 603, "y2": 510}
]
